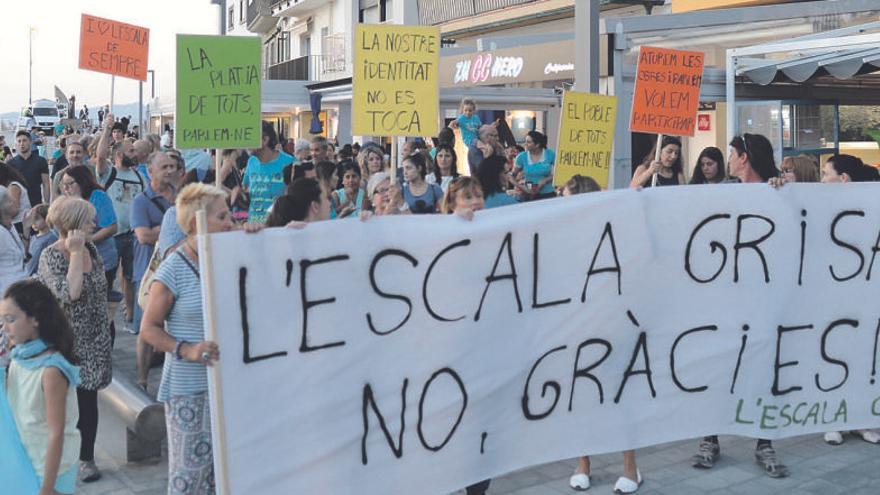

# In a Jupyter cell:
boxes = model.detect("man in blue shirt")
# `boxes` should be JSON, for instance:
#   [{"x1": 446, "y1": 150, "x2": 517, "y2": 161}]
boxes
[
  {"x1": 130, "y1": 150, "x2": 177, "y2": 390},
  {"x1": 243, "y1": 121, "x2": 294, "y2": 223}
]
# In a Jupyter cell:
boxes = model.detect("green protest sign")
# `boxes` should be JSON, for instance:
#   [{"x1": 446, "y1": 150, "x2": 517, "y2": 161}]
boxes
[{"x1": 176, "y1": 35, "x2": 261, "y2": 149}]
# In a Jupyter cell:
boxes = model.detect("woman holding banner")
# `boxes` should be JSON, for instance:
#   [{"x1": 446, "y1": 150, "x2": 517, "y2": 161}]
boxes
[
  {"x1": 630, "y1": 136, "x2": 684, "y2": 188},
  {"x1": 141, "y1": 183, "x2": 241, "y2": 493},
  {"x1": 561, "y1": 178, "x2": 642, "y2": 493}
]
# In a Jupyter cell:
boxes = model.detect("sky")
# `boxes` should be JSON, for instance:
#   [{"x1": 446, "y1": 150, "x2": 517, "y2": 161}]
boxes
[{"x1": 1, "y1": 1, "x2": 222, "y2": 114}]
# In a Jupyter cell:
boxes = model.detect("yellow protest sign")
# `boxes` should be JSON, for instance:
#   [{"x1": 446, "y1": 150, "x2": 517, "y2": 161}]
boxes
[
  {"x1": 353, "y1": 24, "x2": 439, "y2": 137},
  {"x1": 553, "y1": 91, "x2": 617, "y2": 189}
]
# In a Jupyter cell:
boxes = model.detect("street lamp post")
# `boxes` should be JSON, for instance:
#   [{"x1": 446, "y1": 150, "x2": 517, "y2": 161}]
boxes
[
  {"x1": 146, "y1": 69, "x2": 156, "y2": 134},
  {"x1": 29, "y1": 27, "x2": 35, "y2": 105}
]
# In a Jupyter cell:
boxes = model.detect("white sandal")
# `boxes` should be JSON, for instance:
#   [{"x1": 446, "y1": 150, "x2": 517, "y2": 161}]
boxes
[
  {"x1": 613, "y1": 469, "x2": 642, "y2": 494},
  {"x1": 857, "y1": 429, "x2": 880, "y2": 444},
  {"x1": 824, "y1": 431, "x2": 844, "y2": 445},
  {"x1": 569, "y1": 472, "x2": 591, "y2": 491}
]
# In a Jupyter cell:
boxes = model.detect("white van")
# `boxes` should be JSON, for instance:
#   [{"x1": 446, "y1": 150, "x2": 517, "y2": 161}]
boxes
[{"x1": 30, "y1": 99, "x2": 61, "y2": 134}]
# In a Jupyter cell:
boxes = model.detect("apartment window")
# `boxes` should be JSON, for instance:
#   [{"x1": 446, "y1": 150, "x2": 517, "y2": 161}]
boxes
[
  {"x1": 300, "y1": 35, "x2": 311, "y2": 57},
  {"x1": 380, "y1": 0, "x2": 389, "y2": 22},
  {"x1": 240, "y1": 1, "x2": 245, "y2": 22},
  {"x1": 278, "y1": 32, "x2": 290, "y2": 62},
  {"x1": 228, "y1": 7, "x2": 234, "y2": 29}
]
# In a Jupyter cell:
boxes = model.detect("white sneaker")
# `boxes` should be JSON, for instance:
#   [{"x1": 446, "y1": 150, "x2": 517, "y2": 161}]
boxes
[
  {"x1": 824, "y1": 431, "x2": 844, "y2": 445},
  {"x1": 613, "y1": 469, "x2": 642, "y2": 494},
  {"x1": 569, "y1": 472, "x2": 590, "y2": 491}
]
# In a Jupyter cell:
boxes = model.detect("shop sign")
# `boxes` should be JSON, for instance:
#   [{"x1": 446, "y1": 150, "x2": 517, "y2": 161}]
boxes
[
  {"x1": 698, "y1": 113, "x2": 711, "y2": 131},
  {"x1": 440, "y1": 40, "x2": 577, "y2": 87},
  {"x1": 453, "y1": 54, "x2": 524, "y2": 85}
]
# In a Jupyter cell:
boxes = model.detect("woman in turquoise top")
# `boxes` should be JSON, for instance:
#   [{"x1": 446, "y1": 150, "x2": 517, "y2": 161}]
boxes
[
  {"x1": 332, "y1": 162, "x2": 365, "y2": 218},
  {"x1": 514, "y1": 131, "x2": 557, "y2": 201},
  {"x1": 476, "y1": 156, "x2": 519, "y2": 209}
]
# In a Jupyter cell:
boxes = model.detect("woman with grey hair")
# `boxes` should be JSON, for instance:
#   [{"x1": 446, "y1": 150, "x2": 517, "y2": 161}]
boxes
[{"x1": 0, "y1": 185, "x2": 27, "y2": 295}]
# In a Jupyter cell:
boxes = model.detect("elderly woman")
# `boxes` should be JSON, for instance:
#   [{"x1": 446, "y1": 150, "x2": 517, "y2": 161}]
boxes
[
  {"x1": 38, "y1": 196, "x2": 113, "y2": 483},
  {"x1": 142, "y1": 183, "x2": 255, "y2": 493},
  {"x1": 362, "y1": 172, "x2": 408, "y2": 217},
  {"x1": 0, "y1": 185, "x2": 27, "y2": 295}
]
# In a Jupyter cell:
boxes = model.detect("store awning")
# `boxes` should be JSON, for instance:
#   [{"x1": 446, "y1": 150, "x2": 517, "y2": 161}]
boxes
[{"x1": 737, "y1": 33, "x2": 880, "y2": 85}]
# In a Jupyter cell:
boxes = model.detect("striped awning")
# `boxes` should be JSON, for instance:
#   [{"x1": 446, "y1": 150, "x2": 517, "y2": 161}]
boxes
[{"x1": 737, "y1": 36, "x2": 880, "y2": 85}]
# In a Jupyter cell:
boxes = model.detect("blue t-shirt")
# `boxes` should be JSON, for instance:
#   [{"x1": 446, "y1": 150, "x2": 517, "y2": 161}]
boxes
[
  {"x1": 515, "y1": 148, "x2": 556, "y2": 195},
  {"x1": 243, "y1": 151, "x2": 293, "y2": 224},
  {"x1": 130, "y1": 183, "x2": 172, "y2": 280},
  {"x1": 457, "y1": 114, "x2": 482, "y2": 147},
  {"x1": 26, "y1": 230, "x2": 59, "y2": 275},
  {"x1": 484, "y1": 191, "x2": 519, "y2": 209},
  {"x1": 90, "y1": 189, "x2": 118, "y2": 271},
  {"x1": 137, "y1": 163, "x2": 150, "y2": 182},
  {"x1": 157, "y1": 207, "x2": 186, "y2": 259}
]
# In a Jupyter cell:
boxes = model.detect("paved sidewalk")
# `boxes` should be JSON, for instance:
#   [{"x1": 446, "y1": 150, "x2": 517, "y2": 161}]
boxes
[
  {"x1": 80, "y1": 309, "x2": 880, "y2": 494},
  {"x1": 79, "y1": 431, "x2": 880, "y2": 494}
]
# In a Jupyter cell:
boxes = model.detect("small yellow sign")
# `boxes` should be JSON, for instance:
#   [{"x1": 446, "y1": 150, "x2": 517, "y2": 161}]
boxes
[
  {"x1": 553, "y1": 91, "x2": 617, "y2": 189},
  {"x1": 353, "y1": 24, "x2": 440, "y2": 137}
]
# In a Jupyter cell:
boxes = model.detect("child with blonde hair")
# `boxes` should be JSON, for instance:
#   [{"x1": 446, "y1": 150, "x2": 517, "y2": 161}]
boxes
[{"x1": 449, "y1": 98, "x2": 483, "y2": 147}]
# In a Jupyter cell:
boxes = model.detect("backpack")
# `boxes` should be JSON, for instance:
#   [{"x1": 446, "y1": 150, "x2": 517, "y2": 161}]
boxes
[{"x1": 103, "y1": 166, "x2": 145, "y2": 191}]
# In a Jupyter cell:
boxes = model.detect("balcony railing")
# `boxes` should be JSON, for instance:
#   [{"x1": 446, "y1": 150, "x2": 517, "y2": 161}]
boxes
[
  {"x1": 418, "y1": 0, "x2": 535, "y2": 25},
  {"x1": 247, "y1": 0, "x2": 283, "y2": 33},
  {"x1": 418, "y1": 0, "x2": 622, "y2": 25},
  {"x1": 267, "y1": 53, "x2": 350, "y2": 82},
  {"x1": 268, "y1": 56, "x2": 312, "y2": 80}
]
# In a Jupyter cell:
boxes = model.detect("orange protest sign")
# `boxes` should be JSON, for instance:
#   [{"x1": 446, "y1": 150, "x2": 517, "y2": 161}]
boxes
[
  {"x1": 78, "y1": 14, "x2": 149, "y2": 81},
  {"x1": 630, "y1": 46, "x2": 704, "y2": 137}
]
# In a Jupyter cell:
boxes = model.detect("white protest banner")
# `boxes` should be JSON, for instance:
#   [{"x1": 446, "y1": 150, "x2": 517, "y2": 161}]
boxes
[{"x1": 201, "y1": 184, "x2": 880, "y2": 494}]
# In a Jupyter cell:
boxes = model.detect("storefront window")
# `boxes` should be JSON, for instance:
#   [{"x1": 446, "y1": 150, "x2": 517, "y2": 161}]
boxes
[
  {"x1": 737, "y1": 101, "x2": 783, "y2": 164},
  {"x1": 508, "y1": 111, "x2": 536, "y2": 143},
  {"x1": 782, "y1": 103, "x2": 837, "y2": 153}
]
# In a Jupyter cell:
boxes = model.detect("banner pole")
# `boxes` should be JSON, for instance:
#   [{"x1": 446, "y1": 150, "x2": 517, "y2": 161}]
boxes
[
  {"x1": 390, "y1": 136, "x2": 398, "y2": 182},
  {"x1": 110, "y1": 75, "x2": 115, "y2": 115},
  {"x1": 196, "y1": 209, "x2": 231, "y2": 495},
  {"x1": 215, "y1": 149, "x2": 222, "y2": 189},
  {"x1": 651, "y1": 133, "x2": 662, "y2": 188}
]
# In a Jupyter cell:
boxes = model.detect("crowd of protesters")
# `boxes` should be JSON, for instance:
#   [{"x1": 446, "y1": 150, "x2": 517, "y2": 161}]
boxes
[{"x1": 2, "y1": 96, "x2": 880, "y2": 495}]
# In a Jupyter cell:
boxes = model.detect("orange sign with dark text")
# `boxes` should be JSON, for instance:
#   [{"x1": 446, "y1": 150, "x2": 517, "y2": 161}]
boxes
[
  {"x1": 630, "y1": 46, "x2": 704, "y2": 137},
  {"x1": 78, "y1": 14, "x2": 149, "y2": 81}
]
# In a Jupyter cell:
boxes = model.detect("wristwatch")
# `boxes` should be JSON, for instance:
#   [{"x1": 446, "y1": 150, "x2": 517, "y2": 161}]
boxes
[{"x1": 174, "y1": 340, "x2": 189, "y2": 360}]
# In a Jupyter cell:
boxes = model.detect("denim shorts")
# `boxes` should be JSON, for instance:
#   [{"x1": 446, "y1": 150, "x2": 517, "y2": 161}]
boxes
[{"x1": 114, "y1": 231, "x2": 135, "y2": 281}]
